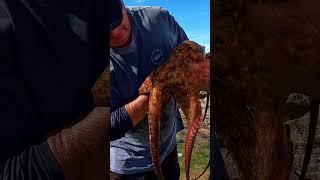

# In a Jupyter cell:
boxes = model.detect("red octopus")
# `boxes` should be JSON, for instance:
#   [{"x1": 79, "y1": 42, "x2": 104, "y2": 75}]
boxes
[
  {"x1": 214, "y1": 1, "x2": 320, "y2": 179},
  {"x1": 92, "y1": 67, "x2": 109, "y2": 107},
  {"x1": 139, "y1": 40, "x2": 209, "y2": 180}
]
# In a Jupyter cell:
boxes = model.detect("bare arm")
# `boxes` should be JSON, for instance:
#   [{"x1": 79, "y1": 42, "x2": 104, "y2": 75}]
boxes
[{"x1": 125, "y1": 95, "x2": 149, "y2": 127}]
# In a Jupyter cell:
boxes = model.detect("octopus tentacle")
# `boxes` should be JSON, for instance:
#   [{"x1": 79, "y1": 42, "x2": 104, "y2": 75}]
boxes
[
  {"x1": 184, "y1": 95, "x2": 203, "y2": 180},
  {"x1": 148, "y1": 87, "x2": 165, "y2": 180},
  {"x1": 139, "y1": 76, "x2": 152, "y2": 95},
  {"x1": 138, "y1": 40, "x2": 208, "y2": 180},
  {"x1": 178, "y1": 98, "x2": 191, "y2": 127}
]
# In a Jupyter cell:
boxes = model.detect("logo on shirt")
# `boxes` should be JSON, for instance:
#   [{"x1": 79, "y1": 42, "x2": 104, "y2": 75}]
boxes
[{"x1": 151, "y1": 49, "x2": 164, "y2": 66}]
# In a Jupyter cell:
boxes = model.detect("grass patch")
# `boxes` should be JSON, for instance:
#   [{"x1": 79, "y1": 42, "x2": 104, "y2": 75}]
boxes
[{"x1": 177, "y1": 130, "x2": 210, "y2": 180}]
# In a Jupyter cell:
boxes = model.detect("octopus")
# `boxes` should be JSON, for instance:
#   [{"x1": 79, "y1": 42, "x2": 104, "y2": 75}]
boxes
[
  {"x1": 92, "y1": 67, "x2": 109, "y2": 107},
  {"x1": 91, "y1": 66, "x2": 110, "y2": 175},
  {"x1": 213, "y1": 0, "x2": 320, "y2": 179},
  {"x1": 138, "y1": 40, "x2": 209, "y2": 180}
]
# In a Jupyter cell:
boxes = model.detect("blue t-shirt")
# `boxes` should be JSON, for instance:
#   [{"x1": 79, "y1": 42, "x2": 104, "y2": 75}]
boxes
[{"x1": 110, "y1": 6, "x2": 188, "y2": 174}]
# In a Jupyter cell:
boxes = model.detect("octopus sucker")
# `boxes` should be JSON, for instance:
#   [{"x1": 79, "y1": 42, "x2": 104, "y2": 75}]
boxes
[{"x1": 139, "y1": 40, "x2": 208, "y2": 180}]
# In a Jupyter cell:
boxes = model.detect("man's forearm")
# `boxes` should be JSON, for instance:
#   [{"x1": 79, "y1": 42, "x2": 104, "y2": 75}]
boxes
[
  {"x1": 124, "y1": 95, "x2": 148, "y2": 127},
  {"x1": 47, "y1": 107, "x2": 108, "y2": 180},
  {"x1": 110, "y1": 106, "x2": 133, "y2": 140},
  {"x1": 110, "y1": 95, "x2": 149, "y2": 140}
]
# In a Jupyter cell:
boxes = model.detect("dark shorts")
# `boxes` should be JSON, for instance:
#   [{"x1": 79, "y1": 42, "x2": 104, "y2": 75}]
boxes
[{"x1": 110, "y1": 148, "x2": 180, "y2": 180}]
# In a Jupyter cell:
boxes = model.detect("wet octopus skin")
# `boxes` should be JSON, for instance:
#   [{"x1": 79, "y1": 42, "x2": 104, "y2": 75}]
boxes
[
  {"x1": 213, "y1": 1, "x2": 320, "y2": 179},
  {"x1": 139, "y1": 40, "x2": 208, "y2": 180}
]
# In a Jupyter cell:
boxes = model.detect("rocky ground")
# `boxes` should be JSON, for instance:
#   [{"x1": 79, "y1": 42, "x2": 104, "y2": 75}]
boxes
[{"x1": 288, "y1": 111, "x2": 320, "y2": 179}]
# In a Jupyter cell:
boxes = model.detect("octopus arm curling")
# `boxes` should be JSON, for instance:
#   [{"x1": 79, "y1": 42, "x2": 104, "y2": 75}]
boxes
[
  {"x1": 148, "y1": 86, "x2": 166, "y2": 180},
  {"x1": 180, "y1": 94, "x2": 203, "y2": 180},
  {"x1": 139, "y1": 40, "x2": 208, "y2": 180}
]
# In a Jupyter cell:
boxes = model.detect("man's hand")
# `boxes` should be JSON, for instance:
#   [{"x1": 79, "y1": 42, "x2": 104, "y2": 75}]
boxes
[
  {"x1": 125, "y1": 95, "x2": 149, "y2": 127},
  {"x1": 188, "y1": 59, "x2": 210, "y2": 91}
]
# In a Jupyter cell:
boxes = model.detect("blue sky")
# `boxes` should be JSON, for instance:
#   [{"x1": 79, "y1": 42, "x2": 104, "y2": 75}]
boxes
[{"x1": 124, "y1": 0, "x2": 210, "y2": 52}]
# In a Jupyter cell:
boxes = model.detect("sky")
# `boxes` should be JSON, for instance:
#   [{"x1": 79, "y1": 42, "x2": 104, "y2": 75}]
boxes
[{"x1": 124, "y1": 0, "x2": 210, "y2": 53}]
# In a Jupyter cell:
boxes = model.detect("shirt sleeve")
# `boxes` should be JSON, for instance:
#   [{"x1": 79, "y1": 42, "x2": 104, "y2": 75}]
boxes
[
  {"x1": 109, "y1": 69, "x2": 134, "y2": 141},
  {"x1": 160, "y1": 9, "x2": 188, "y2": 132},
  {"x1": 0, "y1": 142, "x2": 64, "y2": 180},
  {"x1": 0, "y1": 9, "x2": 64, "y2": 179},
  {"x1": 0, "y1": 50, "x2": 62, "y2": 180},
  {"x1": 110, "y1": 106, "x2": 134, "y2": 141},
  {"x1": 0, "y1": 52, "x2": 64, "y2": 180},
  {"x1": 162, "y1": 8, "x2": 189, "y2": 46}
]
